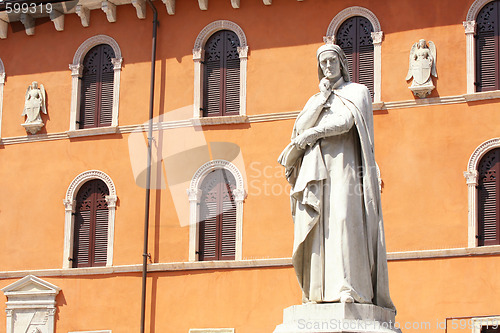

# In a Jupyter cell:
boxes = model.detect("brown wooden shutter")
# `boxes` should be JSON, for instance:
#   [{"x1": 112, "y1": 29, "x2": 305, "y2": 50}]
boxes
[
  {"x1": 73, "y1": 179, "x2": 109, "y2": 267},
  {"x1": 337, "y1": 16, "x2": 375, "y2": 100},
  {"x1": 478, "y1": 148, "x2": 500, "y2": 246},
  {"x1": 80, "y1": 44, "x2": 115, "y2": 128},
  {"x1": 476, "y1": 1, "x2": 500, "y2": 92},
  {"x1": 203, "y1": 30, "x2": 240, "y2": 117},
  {"x1": 199, "y1": 169, "x2": 237, "y2": 261}
]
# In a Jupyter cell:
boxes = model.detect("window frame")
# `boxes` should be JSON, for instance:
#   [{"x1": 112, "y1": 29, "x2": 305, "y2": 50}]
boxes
[
  {"x1": 63, "y1": 170, "x2": 117, "y2": 269},
  {"x1": 464, "y1": 0, "x2": 500, "y2": 94},
  {"x1": 68, "y1": 35, "x2": 122, "y2": 137},
  {"x1": 325, "y1": 6, "x2": 383, "y2": 103},
  {"x1": 192, "y1": 20, "x2": 248, "y2": 125},
  {"x1": 465, "y1": 138, "x2": 500, "y2": 247},
  {"x1": 0, "y1": 58, "x2": 4, "y2": 141},
  {"x1": 187, "y1": 160, "x2": 245, "y2": 262}
]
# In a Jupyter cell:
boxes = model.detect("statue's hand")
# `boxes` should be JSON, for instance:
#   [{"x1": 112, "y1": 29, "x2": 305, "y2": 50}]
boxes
[
  {"x1": 293, "y1": 129, "x2": 317, "y2": 149},
  {"x1": 319, "y1": 77, "x2": 332, "y2": 100}
]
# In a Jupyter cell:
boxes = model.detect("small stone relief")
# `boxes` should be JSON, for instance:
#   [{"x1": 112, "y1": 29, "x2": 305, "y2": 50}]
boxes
[
  {"x1": 21, "y1": 81, "x2": 47, "y2": 134},
  {"x1": 406, "y1": 39, "x2": 437, "y2": 98}
]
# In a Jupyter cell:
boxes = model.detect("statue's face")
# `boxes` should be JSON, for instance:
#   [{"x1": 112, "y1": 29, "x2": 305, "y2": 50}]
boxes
[{"x1": 319, "y1": 51, "x2": 341, "y2": 80}]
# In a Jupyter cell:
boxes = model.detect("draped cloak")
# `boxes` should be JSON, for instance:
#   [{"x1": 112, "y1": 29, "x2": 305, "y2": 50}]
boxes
[{"x1": 279, "y1": 81, "x2": 395, "y2": 310}]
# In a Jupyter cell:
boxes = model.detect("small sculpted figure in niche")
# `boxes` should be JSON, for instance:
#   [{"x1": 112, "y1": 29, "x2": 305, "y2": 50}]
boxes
[
  {"x1": 278, "y1": 43, "x2": 395, "y2": 310},
  {"x1": 21, "y1": 81, "x2": 47, "y2": 134},
  {"x1": 406, "y1": 39, "x2": 437, "y2": 98},
  {"x1": 22, "y1": 81, "x2": 46, "y2": 124}
]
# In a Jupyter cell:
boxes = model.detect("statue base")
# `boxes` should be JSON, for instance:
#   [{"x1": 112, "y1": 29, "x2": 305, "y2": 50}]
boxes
[
  {"x1": 21, "y1": 122, "x2": 44, "y2": 135},
  {"x1": 274, "y1": 303, "x2": 401, "y2": 333},
  {"x1": 409, "y1": 83, "x2": 435, "y2": 99}
]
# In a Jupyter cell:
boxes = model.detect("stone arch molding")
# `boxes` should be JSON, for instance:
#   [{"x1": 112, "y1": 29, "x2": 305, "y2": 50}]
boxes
[
  {"x1": 193, "y1": 20, "x2": 248, "y2": 55},
  {"x1": 325, "y1": 7, "x2": 383, "y2": 102},
  {"x1": 63, "y1": 170, "x2": 117, "y2": 268},
  {"x1": 68, "y1": 35, "x2": 123, "y2": 134},
  {"x1": 326, "y1": 6, "x2": 382, "y2": 38},
  {"x1": 192, "y1": 20, "x2": 249, "y2": 120},
  {"x1": 466, "y1": 0, "x2": 494, "y2": 21},
  {"x1": 188, "y1": 160, "x2": 246, "y2": 262},
  {"x1": 464, "y1": 138, "x2": 500, "y2": 247}
]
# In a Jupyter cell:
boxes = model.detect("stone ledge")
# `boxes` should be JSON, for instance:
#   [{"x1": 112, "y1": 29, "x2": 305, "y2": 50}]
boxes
[
  {"x1": 190, "y1": 115, "x2": 248, "y2": 126},
  {"x1": 67, "y1": 126, "x2": 118, "y2": 138},
  {"x1": 464, "y1": 90, "x2": 500, "y2": 102},
  {"x1": 1, "y1": 246, "x2": 500, "y2": 279}
]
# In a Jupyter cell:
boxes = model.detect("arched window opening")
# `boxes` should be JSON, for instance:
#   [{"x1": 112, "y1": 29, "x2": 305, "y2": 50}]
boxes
[
  {"x1": 79, "y1": 44, "x2": 115, "y2": 128},
  {"x1": 203, "y1": 30, "x2": 241, "y2": 117},
  {"x1": 477, "y1": 148, "x2": 500, "y2": 245},
  {"x1": 476, "y1": 1, "x2": 500, "y2": 92},
  {"x1": 73, "y1": 179, "x2": 110, "y2": 267},
  {"x1": 336, "y1": 16, "x2": 375, "y2": 99},
  {"x1": 198, "y1": 168, "x2": 237, "y2": 261}
]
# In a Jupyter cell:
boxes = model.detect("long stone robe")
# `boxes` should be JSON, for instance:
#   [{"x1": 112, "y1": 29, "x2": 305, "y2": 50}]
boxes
[{"x1": 282, "y1": 81, "x2": 395, "y2": 310}]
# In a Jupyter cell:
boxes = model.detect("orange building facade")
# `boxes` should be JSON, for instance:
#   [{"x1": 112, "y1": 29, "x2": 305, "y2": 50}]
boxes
[{"x1": 1, "y1": 0, "x2": 500, "y2": 332}]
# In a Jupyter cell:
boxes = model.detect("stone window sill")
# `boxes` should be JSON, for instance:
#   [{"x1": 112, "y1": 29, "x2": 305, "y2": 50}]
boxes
[
  {"x1": 190, "y1": 115, "x2": 248, "y2": 126},
  {"x1": 464, "y1": 90, "x2": 500, "y2": 102},
  {"x1": 67, "y1": 126, "x2": 118, "y2": 138}
]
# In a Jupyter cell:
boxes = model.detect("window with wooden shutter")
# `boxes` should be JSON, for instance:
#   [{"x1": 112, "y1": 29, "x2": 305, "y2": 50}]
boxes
[
  {"x1": 336, "y1": 16, "x2": 374, "y2": 100},
  {"x1": 203, "y1": 30, "x2": 241, "y2": 117},
  {"x1": 477, "y1": 148, "x2": 500, "y2": 246},
  {"x1": 476, "y1": 1, "x2": 500, "y2": 92},
  {"x1": 73, "y1": 179, "x2": 109, "y2": 267},
  {"x1": 79, "y1": 44, "x2": 115, "y2": 129},
  {"x1": 198, "y1": 169, "x2": 237, "y2": 261}
]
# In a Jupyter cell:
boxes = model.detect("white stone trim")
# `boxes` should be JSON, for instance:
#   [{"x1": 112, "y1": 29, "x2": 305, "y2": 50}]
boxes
[
  {"x1": 466, "y1": 0, "x2": 494, "y2": 21},
  {"x1": 189, "y1": 329, "x2": 234, "y2": 333},
  {"x1": 325, "y1": 6, "x2": 383, "y2": 102},
  {"x1": 69, "y1": 35, "x2": 122, "y2": 132},
  {"x1": 188, "y1": 160, "x2": 245, "y2": 262},
  {"x1": 471, "y1": 316, "x2": 500, "y2": 333},
  {"x1": 2, "y1": 275, "x2": 60, "y2": 333},
  {"x1": 0, "y1": 58, "x2": 4, "y2": 140},
  {"x1": 69, "y1": 331, "x2": 112, "y2": 333},
  {"x1": 464, "y1": 138, "x2": 500, "y2": 247},
  {"x1": 192, "y1": 20, "x2": 248, "y2": 119},
  {"x1": 63, "y1": 170, "x2": 117, "y2": 268}
]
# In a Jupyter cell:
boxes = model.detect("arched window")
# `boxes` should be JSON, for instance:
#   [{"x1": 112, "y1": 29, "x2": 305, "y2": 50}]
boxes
[
  {"x1": 475, "y1": 1, "x2": 500, "y2": 92},
  {"x1": 192, "y1": 20, "x2": 248, "y2": 124},
  {"x1": 188, "y1": 160, "x2": 245, "y2": 261},
  {"x1": 72, "y1": 179, "x2": 110, "y2": 267},
  {"x1": 69, "y1": 35, "x2": 122, "y2": 136},
  {"x1": 326, "y1": 7, "x2": 383, "y2": 103},
  {"x1": 198, "y1": 168, "x2": 237, "y2": 260},
  {"x1": 477, "y1": 148, "x2": 500, "y2": 245},
  {"x1": 63, "y1": 170, "x2": 117, "y2": 268},
  {"x1": 203, "y1": 30, "x2": 240, "y2": 117},
  {"x1": 79, "y1": 44, "x2": 115, "y2": 128},
  {"x1": 336, "y1": 16, "x2": 375, "y2": 99}
]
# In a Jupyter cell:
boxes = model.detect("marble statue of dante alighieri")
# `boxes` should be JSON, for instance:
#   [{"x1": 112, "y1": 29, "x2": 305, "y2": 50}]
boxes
[{"x1": 278, "y1": 44, "x2": 395, "y2": 310}]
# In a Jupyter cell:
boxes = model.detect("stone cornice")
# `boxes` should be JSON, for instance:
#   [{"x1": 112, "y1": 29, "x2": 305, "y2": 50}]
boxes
[
  {"x1": 2, "y1": 91, "x2": 500, "y2": 146},
  {"x1": 1, "y1": 246, "x2": 500, "y2": 279}
]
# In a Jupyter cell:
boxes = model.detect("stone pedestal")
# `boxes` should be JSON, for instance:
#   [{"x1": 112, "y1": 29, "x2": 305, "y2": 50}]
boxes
[
  {"x1": 21, "y1": 121, "x2": 44, "y2": 134},
  {"x1": 409, "y1": 83, "x2": 435, "y2": 98},
  {"x1": 274, "y1": 303, "x2": 401, "y2": 333}
]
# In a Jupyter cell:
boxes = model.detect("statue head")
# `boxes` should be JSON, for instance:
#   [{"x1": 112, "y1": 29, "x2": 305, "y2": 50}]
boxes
[
  {"x1": 31, "y1": 81, "x2": 38, "y2": 89},
  {"x1": 316, "y1": 44, "x2": 350, "y2": 83},
  {"x1": 418, "y1": 39, "x2": 427, "y2": 48}
]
